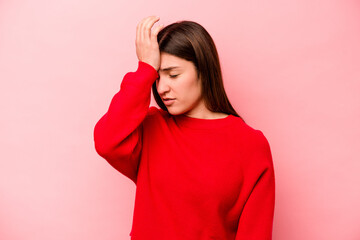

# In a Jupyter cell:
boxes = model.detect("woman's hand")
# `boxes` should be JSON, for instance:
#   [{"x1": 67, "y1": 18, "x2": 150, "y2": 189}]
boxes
[{"x1": 135, "y1": 16, "x2": 164, "y2": 71}]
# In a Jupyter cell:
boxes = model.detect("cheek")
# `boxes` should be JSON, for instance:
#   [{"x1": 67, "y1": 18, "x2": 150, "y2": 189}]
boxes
[
  {"x1": 188, "y1": 76, "x2": 201, "y2": 93},
  {"x1": 179, "y1": 77, "x2": 201, "y2": 100}
]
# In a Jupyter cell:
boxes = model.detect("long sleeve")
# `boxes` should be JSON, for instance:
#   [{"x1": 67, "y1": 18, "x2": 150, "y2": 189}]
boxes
[
  {"x1": 235, "y1": 130, "x2": 276, "y2": 240},
  {"x1": 93, "y1": 61, "x2": 159, "y2": 184}
]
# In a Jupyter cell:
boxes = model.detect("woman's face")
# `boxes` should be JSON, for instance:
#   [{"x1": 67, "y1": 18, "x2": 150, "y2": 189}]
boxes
[{"x1": 156, "y1": 52, "x2": 205, "y2": 116}]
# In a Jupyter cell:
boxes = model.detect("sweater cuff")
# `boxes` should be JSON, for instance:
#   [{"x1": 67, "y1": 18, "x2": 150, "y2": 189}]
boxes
[{"x1": 138, "y1": 61, "x2": 159, "y2": 79}]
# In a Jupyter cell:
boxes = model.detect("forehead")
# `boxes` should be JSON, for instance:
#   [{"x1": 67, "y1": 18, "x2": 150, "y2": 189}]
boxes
[{"x1": 159, "y1": 53, "x2": 188, "y2": 72}]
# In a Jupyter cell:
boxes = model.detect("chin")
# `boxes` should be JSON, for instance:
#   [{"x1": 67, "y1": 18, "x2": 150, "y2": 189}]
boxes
[
  {"x1": 168, "y1": 107, "x2": 191, "y2": 117},
  {"x1": 166, "y1": 107, "x2": 181, "y2": 116}
]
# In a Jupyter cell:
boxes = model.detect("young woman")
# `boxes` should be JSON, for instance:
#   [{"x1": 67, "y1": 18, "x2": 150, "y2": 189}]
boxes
[{"x1": 94, "y1": 15, "x2": 275, "y2": 240}]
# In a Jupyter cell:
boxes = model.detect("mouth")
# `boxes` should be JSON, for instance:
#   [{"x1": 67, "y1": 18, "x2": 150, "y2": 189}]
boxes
[{"x1": 162, "y1": 98, "x2": 176, "y2": 106}]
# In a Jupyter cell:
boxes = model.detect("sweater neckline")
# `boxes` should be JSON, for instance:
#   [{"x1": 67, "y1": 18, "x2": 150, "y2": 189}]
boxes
[{"x1": 173, "y1": 113, "x2": 236, "y2": 130}]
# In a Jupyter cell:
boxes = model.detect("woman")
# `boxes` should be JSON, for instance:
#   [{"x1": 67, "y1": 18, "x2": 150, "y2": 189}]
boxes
[{"x1": 94, "y1": 15, "x2": 275, "y2": 240}]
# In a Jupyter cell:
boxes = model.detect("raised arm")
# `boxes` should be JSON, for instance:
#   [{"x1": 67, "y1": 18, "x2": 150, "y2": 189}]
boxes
[{"x1": 93, "y1": 16, "x2": 164, "y2": 184}]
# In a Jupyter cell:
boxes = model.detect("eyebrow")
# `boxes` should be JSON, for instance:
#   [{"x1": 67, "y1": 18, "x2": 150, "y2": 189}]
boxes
[{"x1": 158, "y1": 66, "x2": 181, "y2": 72}]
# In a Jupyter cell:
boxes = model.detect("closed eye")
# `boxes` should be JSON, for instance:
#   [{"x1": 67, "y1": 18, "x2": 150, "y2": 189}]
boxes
[{"x1": 170, "y1": 74, "x2": 179, "y2": 78}]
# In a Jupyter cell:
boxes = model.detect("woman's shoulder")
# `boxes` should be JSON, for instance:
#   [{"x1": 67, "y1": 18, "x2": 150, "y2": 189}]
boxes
[
  {"x1": 145, "y1": 106, "x2": 168, "y2": 119},
  {"x1": 231, "y1": 118, "x2": 270, "y2": 149},
  {"x1": 143, "y1": 106, "x2": 170, "y2": 126},
  {"x1": 240, "y1": 122, "x2": 273, "y2": 164}
]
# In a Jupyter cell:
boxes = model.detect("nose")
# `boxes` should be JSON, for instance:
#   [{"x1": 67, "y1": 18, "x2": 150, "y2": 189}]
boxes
[{"x1": 156, "y1": 77, "x2": 171, "y2": 96}]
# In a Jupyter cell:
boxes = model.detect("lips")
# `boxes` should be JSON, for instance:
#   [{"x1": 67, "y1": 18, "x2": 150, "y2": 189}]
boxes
[{"x1": 163, "y1": 98, "x2": 176, "y2": 106}]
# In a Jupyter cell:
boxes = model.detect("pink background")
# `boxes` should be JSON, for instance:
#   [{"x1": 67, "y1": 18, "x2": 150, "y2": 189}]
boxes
[{"x1": 1, "y1": 0, "x2": 360, "y2": 239}]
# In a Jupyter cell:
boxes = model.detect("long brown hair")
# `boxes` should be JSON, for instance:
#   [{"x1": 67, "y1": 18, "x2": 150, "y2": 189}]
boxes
[{"x1": 152, "y1": 20, "x2": 246, "y2": 123}]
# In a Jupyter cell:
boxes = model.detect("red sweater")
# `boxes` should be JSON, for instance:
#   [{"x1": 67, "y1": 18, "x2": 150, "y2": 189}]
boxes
[{"x1": 93, "y1": 61, "x2": 276, "y2": 240}]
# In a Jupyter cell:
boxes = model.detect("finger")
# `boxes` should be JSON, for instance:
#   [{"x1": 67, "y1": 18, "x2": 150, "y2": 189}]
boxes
[
  {"x1": 139, "y1": 16, "x2": 149, "y2": 43},
  {"x1": 143, "y1": 16, "x2": 160, "y2": 42},
  {"x1": 136, "y1": 16, "x2": 149, "y2": 44},
  {"x1": 136, "y1": 20, "x2": 141, "y2": 45},
  {"x1": 151, "y1": 24, "x2": 164, "y2": 42},
  {"x1": 142, "y1": 16, "x2": 158, "y2": 42}
]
